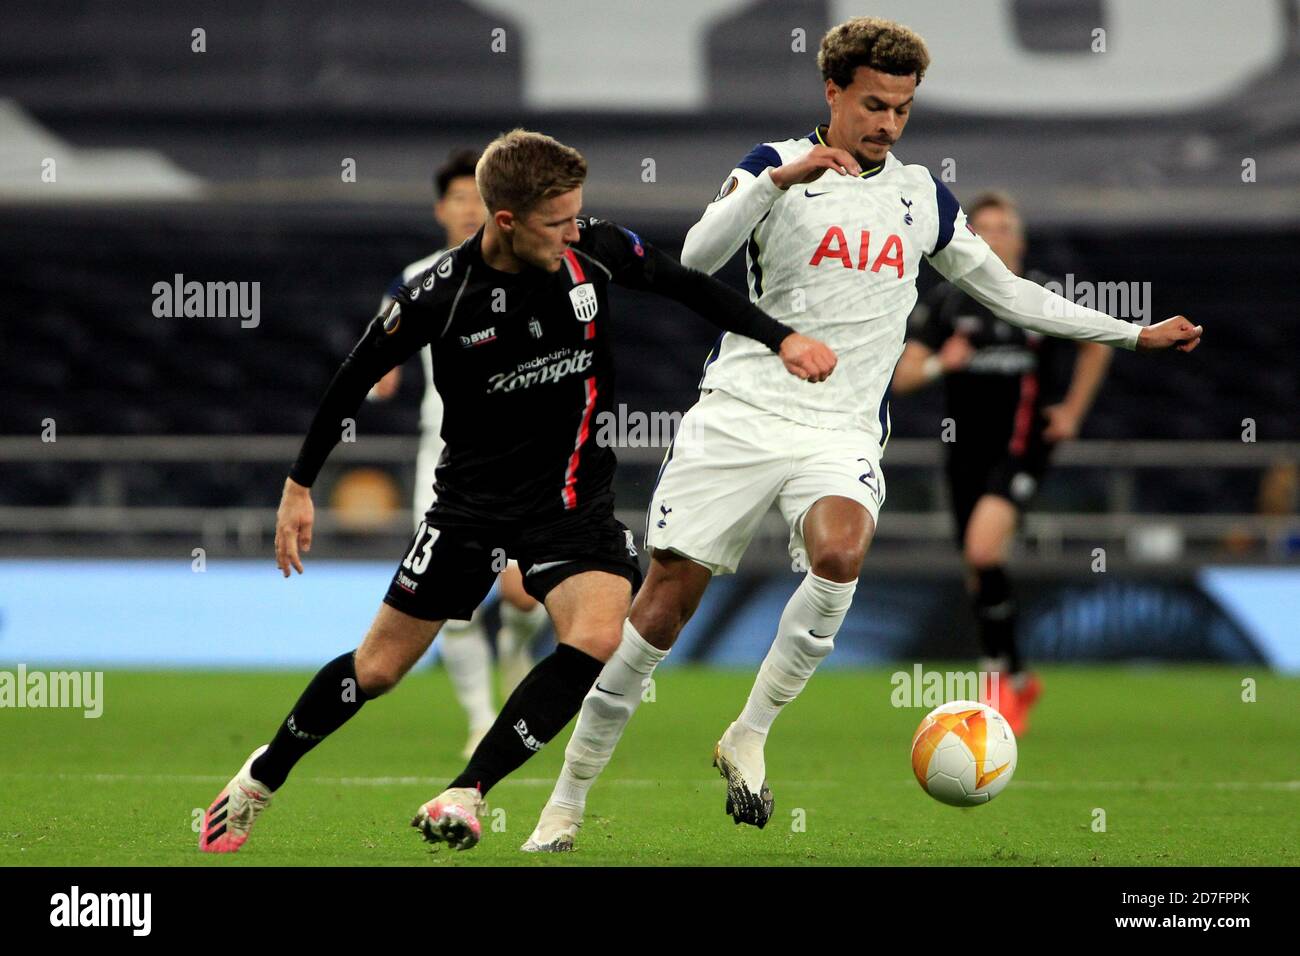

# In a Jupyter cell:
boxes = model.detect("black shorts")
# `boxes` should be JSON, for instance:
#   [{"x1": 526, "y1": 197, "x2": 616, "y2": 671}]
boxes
[
  {"x1": 382, "y1": 505, "x2": 643, "y2": 622},
  {"x1": 946, "y1": 435, "x2": 1054, "y2": 546}
]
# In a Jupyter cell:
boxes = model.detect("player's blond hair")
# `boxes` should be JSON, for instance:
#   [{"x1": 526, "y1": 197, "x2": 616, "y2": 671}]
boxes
[
  {"x1": 476, "y1": 129, "x2": 587, "y2": 215},
  {"x1": 818, "y1": 17, "x2": 931, "y2": 88}
]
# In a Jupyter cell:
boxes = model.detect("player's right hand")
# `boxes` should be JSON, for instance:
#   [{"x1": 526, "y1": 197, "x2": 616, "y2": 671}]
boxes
[
  {"x1": 1137, "y1": 316, "x2": 1203, "y2": 353},
  {"x1": 779, "y1": 333, "x2": 837, "y2": 383},
  {"x1": 275, "y1": 478, "x2": 314, "y2": 577},
  {"x1": 770, "y1": 145, "x2": 862, "y2": 189}
]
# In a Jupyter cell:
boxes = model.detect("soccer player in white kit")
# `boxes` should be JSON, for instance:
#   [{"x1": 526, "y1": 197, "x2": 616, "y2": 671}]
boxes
[
  {"x1": 371, "y1": 149, "x2": 548, "y2": 758},
  {"x1": 522, "y1": 16, "x2": 1204, "y2": 850}
]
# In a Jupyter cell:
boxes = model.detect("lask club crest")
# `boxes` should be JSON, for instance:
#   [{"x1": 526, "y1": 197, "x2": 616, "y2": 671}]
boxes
[{"x1": 568, "y1": 283, "x2": 598, "y2": 322}]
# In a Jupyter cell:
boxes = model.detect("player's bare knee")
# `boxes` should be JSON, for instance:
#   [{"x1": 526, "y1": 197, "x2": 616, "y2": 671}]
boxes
[
  {"x1": 575, "y1": 625, "x2": 623, "y2": 662},
  {"x1": 353, "y1": 664, "x2": 398, "y2": 696},
  {"x1": 629, "y1": 594, "x2": 687, "y2": 650},
  {"x1": 810, "y1": 545, "x2": 864, "y2": 582},
  {"x1": 353, "y1": 652, "x2": 404, "y2": 696},
  {"x1": 353, "y1": 640, "x2": 419, "y2": 696}
]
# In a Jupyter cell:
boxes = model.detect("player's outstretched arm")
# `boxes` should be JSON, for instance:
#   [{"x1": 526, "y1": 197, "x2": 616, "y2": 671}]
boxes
[
  {"x1": 636, "y1": 243, "x2": 836, "y2": 382},
  {"x1": 950, "y1": 253, "x2": 1202, "y2": 353},
  {"x1": 1136, "y1": 316, "x2": 1203, "y2": 353}
]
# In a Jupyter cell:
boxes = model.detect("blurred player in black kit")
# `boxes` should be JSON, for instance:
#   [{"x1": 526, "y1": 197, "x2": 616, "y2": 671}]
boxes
[
  {"x1": 894, "y1": 192, "x2": 1115, "y2": 734},
  {"x1": 198, "y1": 129, "x2": 837, "y2": 854}
]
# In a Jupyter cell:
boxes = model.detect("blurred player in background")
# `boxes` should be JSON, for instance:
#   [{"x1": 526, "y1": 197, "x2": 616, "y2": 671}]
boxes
[
  {"x1": 524, "y1": 16, "x2": 1202, "y2": 851},
  {"x1": 370, "y1": 149, "x2": 548, "y2": 759},
  {"x1": 892, "y1": 192, "x2": 1113, "y2": 734}
]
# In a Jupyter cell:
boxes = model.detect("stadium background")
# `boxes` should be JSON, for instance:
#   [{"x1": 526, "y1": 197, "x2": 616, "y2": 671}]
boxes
[{"x1": 1, "y1": 0, "x2": 1297, "y2": 673}]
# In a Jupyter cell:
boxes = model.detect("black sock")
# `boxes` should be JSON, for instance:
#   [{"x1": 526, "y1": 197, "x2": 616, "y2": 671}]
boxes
[
  {"x1": 449, "y1": 644, "x2": 603, "y2": 795},
  {"x1": 973, "y1": 566, "x2": 1021, "y2": 674},
  {"x1": 250, "y1": 651, "x2": 374, "y2": 791}
]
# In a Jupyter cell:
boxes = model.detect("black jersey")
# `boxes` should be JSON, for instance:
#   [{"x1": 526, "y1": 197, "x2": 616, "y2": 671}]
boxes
[
  {"x1": 908, "y1": 271, "x2": 1072, "y2": 457},
  {"x1": 290, "y1": 217, "x2": 794, "y2": 525}
]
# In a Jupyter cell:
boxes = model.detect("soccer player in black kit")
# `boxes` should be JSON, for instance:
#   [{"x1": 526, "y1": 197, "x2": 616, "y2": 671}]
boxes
[
  {"x1": 198, "y1": 129, "x2": 837, "y2": 854},
  {"x1": 893, "y1": 192, "x2": 1114, "y2": 735}
]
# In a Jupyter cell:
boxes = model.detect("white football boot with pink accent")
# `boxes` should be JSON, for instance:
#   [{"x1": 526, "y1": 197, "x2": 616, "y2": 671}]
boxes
[
  {"x1": 199, "y1": 744, "x2": 274, "y2": 853},
  {"x1": 411, "y1": 787, "x2": 485, "y2": 851}
]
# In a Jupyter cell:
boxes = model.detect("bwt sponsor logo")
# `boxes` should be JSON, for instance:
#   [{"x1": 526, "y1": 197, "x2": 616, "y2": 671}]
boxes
[
  {"x1": 1042, "y1": 274, "x2": 1152, "y2": 326},
  {"x1": 50, "y1": 886, "x2": 151, "y2": 936},
  {"x1": 460, "y1": 326, "x2": 497, "y2": 348},
  {"x1": 486, "y1": 348, "x2": 593, "y2": 393},
  {"x1": 890, "y1": 664, "x2": 999, "y2": 709},
  {"x1": 0, "y1": 665, "x2": 103, "y2": 718},
  {"x1": 152, "y1": 273, "x2": 261, "y2": 328}
]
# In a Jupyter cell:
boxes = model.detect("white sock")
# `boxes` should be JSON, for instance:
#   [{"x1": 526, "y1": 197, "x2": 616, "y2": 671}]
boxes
[
  {"x1": 438, "y1": 617, "x2": 496, "y2": 733},
  {"x1": 737, "y1": 572, "x2": 857, "y2": 736},
  {"x1": 497, "y1": 602, "x2": 548, "y2": 697},
  {"x1": 550, "y1": 620, "x2": 667, "y2": 812}
]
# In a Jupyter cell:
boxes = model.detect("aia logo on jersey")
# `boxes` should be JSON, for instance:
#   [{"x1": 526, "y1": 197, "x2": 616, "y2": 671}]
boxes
[
  {"x1": 569, "y1": 283, "x2": 598, "y2": 322},
  {"x1": 809, "y1": 226, "x2": 905, "y2": 279},
  {"x1": 460, "y1": 326, "x2": 497, "y2": 348}
]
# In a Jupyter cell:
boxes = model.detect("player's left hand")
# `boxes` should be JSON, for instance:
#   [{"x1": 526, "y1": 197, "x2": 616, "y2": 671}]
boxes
[
  {"x1": 275, "y1": 478, "x2": 315, "y2": 577},
  {"x1": 1137, "y1": 316, "x2": 1202, "y2": 353},
  {"x1": 1041, "y1": 403, "x2": 1082, "y2": 443},
  {"x1": 779, "y1": 333, "x2": 837, "y2": 382}
]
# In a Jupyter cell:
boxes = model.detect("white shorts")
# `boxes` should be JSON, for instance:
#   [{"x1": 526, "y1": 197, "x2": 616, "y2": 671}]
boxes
[{"x1": 645, "y1": 389, "x2": 885, "y2": 575}]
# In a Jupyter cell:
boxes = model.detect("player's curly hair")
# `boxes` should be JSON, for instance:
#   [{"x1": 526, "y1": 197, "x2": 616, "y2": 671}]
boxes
[
  {"x1": 818, "y1": 17, "x2": 931, "y2": 88},
  {"x1": 476, "y1": 129, "x2": 588, "y2": 215}
]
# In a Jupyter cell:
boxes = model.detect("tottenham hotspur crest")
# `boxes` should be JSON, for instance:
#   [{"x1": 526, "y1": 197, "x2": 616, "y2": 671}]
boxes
[{"x1": 569, "y1": 282, "x2": 598, "y2": 322}]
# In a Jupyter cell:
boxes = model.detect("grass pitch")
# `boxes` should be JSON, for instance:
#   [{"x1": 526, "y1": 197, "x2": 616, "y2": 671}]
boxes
[{"x1": 2, "y1": 665, "x2": 1295, "y2": 866}]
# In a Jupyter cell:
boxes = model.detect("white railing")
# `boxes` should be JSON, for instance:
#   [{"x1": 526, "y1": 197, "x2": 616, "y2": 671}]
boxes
[{"x1": 1, "y1": 437, "x2": 1297, "y2": 565}]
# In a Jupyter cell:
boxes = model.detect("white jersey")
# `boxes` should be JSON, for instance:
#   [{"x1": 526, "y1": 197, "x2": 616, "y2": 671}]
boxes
[{"x1": 683, "y1": 126, "x2": 1140, "y2": 446}]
